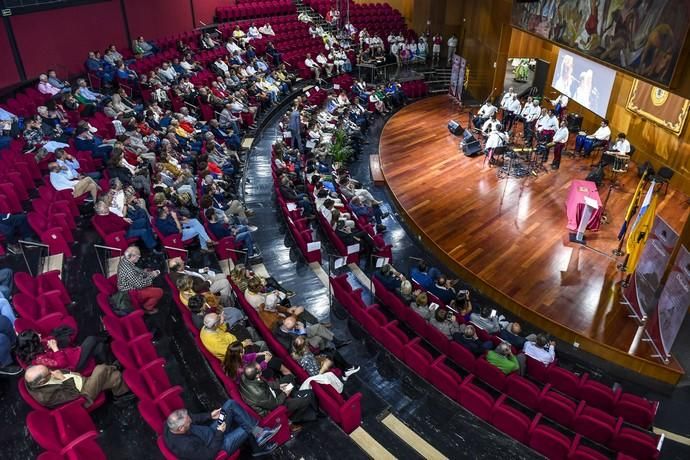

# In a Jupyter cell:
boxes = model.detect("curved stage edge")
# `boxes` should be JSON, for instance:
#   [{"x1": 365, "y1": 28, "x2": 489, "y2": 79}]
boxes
[{"x1": 378, "y1": 95, "x2": 687, "y2": 385}]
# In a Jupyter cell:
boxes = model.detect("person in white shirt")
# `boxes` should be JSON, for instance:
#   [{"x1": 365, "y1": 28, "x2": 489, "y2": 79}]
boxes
[
  {"x1": 520, "y1": 97, "x2": 540, "y2": 142},
  {"x1": 523, "y1": 334, "x2": 556, "y2": 365},
  {"x1": 611, "y1": 133, "x2": 630, "y2": 154},
  {"x1": 575, "y1": 119, "x2": 611, "y2": 156},
  {"x1": 48, "y1": 162, "x2": 99, "y2": 201},
  {"x1": 551, "y1": 94, "x2": 569, "y2": 117},
  {"x1": 446, "y1": 34, "x2": 458, "y2": 64},
  {"x1": 550, "y1": 120, "x2": 569, "y2": 169},
  {"x1": 474, "y1": 101, "x2": 497, "y2": 129},
  {"x1": 259, "y1": 23, "x2": 275, "y2": 36},
  {"x1": 481, "y1": 115, "x2": 501, "y2": 136},
  {"x1": 599, "y1": 132, "x2": 631, "y2": 169},
  {"x1": 500, "y1": 87, "x2": 515, "y2": 109},
  {"x1": 390, "y1": 41, "x2": 402, "y2": 67},
  {"x1": 536, "y1": 109, "x2": 558, "y2": 141},
  {"x1": 504, "y1": 95, "x2": 522, "y2": 131},
  {"x1": 316, "y1": 53, "x2": 334, "y2": 77},
  {"x1": 298, "y1": 11, "x2": 312, "y2": 23},
  {"x1": 225, "y1": 38, "x2": 242, "y2": 55},
  {"x1": 304, "y1": 53, "x2": 321, "y2": 81},
  {"x1": 485, "y1": 124, "x2": 508, "y2": 165},
  {"x1": 247, "y1": 23, "x2": 262, "y2": 40}
]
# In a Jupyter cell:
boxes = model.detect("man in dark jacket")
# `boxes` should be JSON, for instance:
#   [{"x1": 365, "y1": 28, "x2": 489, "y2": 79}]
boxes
[
  {"x1": 24, "y1": 364, "x2": 132, "y2": 408},
  {"x1": 452, "y1": 325, "x2": 493, "y2": 356},
  {"x1": 239, "y1": 362, "x2": 316, "y2": 425},
  {"x1": 163, "y1": 399, "x2": 280, "y2": 459}
]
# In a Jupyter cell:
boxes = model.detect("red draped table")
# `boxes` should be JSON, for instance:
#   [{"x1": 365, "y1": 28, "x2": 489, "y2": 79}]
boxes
[{"x1": 565, "y1": 180, "x2": 602, "y2": 242}]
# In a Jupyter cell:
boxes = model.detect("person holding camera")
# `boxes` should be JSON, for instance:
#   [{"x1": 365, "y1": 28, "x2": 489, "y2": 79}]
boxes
[
  {"x1": 164, "y1": 400, "x2": 281, "y2": 459},
  {"x1": 523, "y1": 333, "x2": 556, "y2": 365},
  {"x1": 429, "y1": 308, "x2": 463, "y2": 339}
]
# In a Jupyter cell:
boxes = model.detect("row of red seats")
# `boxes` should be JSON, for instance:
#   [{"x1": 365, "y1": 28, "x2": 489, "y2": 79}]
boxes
[
  {"x1": 331, "y1": 275, "x2": 659, "y2": 459},
  {"x1": 349, "y1": 275, "x2": 663, "y2": 459},
  {"x1": 390, "y1": 274, "x2": 660, "y2": 430},
  {"x1": 0, "y1": 86, "x2": 52, "y2": 119},
  {"x1": 216, "y1": 1, "x2": 295, "y2": 21},
  {"x1": 12, "y1": 272, "x2": 107, "y2": 459},
  {"x1": 0, "y1": 141, "x2": 84, "y2": 257},
  {"x1": 92, "y1": 273, "x2": 236, "y2": 460},
  {"x1": 271, "y1": 167, "x2": 323, "y2": 264}
]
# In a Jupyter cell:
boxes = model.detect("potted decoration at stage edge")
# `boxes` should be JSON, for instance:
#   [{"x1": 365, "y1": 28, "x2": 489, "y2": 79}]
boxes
[{"x1": 330, "y1": 128, "x2": 354, "y2": 169}]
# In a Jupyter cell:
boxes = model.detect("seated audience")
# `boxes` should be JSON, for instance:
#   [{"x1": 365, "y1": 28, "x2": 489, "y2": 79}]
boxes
[
  {"x1": 0, "y1": 315, "x2": 21, "y2": 375},
  {"x1": 410, "y1": 292, "x2": 433, "y2": 320},
  {"x1": 499, "y1": 322, "x2": 536, "y2": 349},
  {"x1": 48, "y1": 161, "x2": 100, "y2": 201},
  {"x1": 116, "y1": 246, "x2": 164, "y2": 313},
  {"x1": 486, "y1": 342, "x2": 524, "y2": 375},
  {"x1": 200, "y1": 312, "x2": 263, "y2": 361},
  {"x1": 523, "y1": 334, "x2": 556, "y2": 365},
  {"x1": 24, "y1": 363, "x2": 132, "y2": 408},
  {"x1": 1, "y1": 212, "x2": 35, "y2": 254},
  {"x1": 240, "y1": 362, "x2": 317, "y2": 427},
  {"x1": 164, "y1": 401, "x2": 280, "y2": 459},
  {"x1": 453, "y1": 325, "x2": 493, "y2": 356},
  {"x1": 16, "y1": 330, "x2": 110, "y2": 372},
  {"x1": 429, "y1": 308, "x2": 463, "y2": 339},
  {"x1": 469, "y1": 306, "x2": 508, "y2": 335}
]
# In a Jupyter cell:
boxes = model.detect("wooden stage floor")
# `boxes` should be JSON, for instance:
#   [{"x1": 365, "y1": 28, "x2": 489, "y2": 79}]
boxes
[{"x1": 378, "y1": 95, "x2": 689, "y2": 384}]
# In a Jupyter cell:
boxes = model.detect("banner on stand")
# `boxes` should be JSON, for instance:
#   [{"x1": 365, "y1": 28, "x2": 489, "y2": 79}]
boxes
[
  {"x1": 636, "y1": 217, "x2": 679, "y2": 290},
  {"x1": 648, "y1": 246, "x2": 690, "y2": 358}
]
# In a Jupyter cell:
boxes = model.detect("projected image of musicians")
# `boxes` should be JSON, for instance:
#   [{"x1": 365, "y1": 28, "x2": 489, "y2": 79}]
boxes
[
  {"x1": 553, "y1": 54, "x2": 576, "y2": 97},
  {"x1": 574, "y1": 69, "x2": 600, "y2": 114}
]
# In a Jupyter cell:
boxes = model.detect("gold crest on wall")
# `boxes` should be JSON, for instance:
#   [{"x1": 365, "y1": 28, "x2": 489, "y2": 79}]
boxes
[{"x1": 627, "y1": 79, "x2": 690, "y2": 136}]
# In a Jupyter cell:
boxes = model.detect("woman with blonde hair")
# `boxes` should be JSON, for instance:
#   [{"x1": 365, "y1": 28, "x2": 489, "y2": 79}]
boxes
[{"x1": 410, "y1": 292, "x2": 433, "y2": 320}]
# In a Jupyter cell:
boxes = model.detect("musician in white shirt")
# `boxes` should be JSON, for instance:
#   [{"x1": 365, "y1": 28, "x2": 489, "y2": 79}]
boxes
[
  {"x1": 481, "y1": 115, "x2": 501, "y2": 136},
  {"x1": 505, "y1": 95, "x2": 522, "y2": 131},
  {"x1": 536, "y1": 109, "x2": 558, "y2": 141},
  {"x1": 500, "y1": 87, "x2": 515, "y2": 109},
  {"x1": 611, "y1": 133, "x2": 630, "y2": 154},
  {"x1": 597, "y1": 132, "x2": 631, "y2": 168},
  {"x1": 575, "y1": 119, "x2": 610, "y2": 156},
  {"x1": 474, "y1": 101, "x2": 497, "y2": 129},
  {"x1": 551, "y1": 94, "x2": 569, "y2": 117},
  {"x1": 485, "y1": 124, "x2": 508, "y2": 165},
  {"x1": 550, "y1": 120, "x2": 569, "y2": 169},
  {"x1": 521, "y1": 98, "x2": 541, "y2": 142}
]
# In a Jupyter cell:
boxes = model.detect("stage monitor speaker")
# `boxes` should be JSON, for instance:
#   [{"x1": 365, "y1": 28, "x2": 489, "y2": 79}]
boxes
[
  {"x1": 567, "y1": 113, "x2": 583, "y2": 133},
  {"x1": 461, "y1": 132, "x2": 482, "y2": 156},
  {"x1": 448, "y1": 120, "x2": 462, "y2": 136}
]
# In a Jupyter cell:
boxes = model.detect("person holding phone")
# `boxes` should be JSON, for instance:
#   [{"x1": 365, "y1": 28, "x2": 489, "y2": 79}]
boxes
[{"x1": 164, "y1": 399, "x2": 281, "y2": 459}]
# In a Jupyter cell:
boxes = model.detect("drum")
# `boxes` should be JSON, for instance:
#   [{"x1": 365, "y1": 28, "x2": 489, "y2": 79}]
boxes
[{"x1": 612, "y1": 153, "x2": 630, "y2": 173}]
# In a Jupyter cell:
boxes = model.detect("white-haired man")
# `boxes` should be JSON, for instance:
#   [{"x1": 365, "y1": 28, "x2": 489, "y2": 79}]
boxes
[{"x1": 164, "y1": 400, "x2": 280, "y2": 458}]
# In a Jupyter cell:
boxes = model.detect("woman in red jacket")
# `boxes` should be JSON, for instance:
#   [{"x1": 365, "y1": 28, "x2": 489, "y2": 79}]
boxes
[{"x1": 15, "y1": 330, "x2": 111, "y2": 373}]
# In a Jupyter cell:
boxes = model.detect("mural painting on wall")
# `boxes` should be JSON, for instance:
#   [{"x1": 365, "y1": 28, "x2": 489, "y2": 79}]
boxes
[
  {"x1": 511, "y1": 0, "x2": 690, "y2": 86},
  {"x1": 627, "y1": 79, "x2": 690, "y2": 135}
]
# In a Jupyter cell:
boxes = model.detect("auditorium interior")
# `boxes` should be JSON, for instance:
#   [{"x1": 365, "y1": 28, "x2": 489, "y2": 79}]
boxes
[{"x1": 1, "y1": 0, "x2": 690, "y2": 459}]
